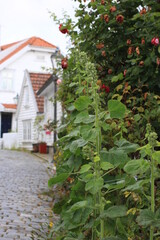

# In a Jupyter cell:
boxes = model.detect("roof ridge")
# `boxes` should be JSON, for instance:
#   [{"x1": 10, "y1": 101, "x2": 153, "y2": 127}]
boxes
[{"x1": 0, "y1": 36, "x2": 56, "y2": 65}]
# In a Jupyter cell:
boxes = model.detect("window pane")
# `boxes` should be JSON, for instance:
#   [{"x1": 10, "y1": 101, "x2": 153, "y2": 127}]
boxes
[{"x1": 23, "y1": 120, "x2": 31, "y2": 140}]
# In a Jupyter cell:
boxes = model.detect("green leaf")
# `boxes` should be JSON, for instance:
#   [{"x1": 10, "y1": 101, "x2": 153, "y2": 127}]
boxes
[
  {"x1": 70, "y1": 138, "x2": 88, "y2": 153},
  {"x1": 67, "y1": 201, "x2": 88, "y2": 213},
  {"x1": 74, "y1": 96, "x2": 91, "y2": 111},
  {"x1": 74, "y1": 111, "x2": 89, "y2": 124},
  {"x1": 116, "y1": 218, "x2": 127, "y2": 235},
  {"x1": 101, "y1": 205, "x2": 127, "y2": 219},
  {"x1": 137, "y1": 209, "x2": 155, "y2": 227},
  {"x1": 124, "y1": 159, "x2": 150, "y2": 175},
  {"x1": 115, "y1": 139, "x2": 139, "y2": 153},
  {"x1": 111, "y1": 73, "x2": 123, "y2": 83},
  {"x1": 102, "y1": 123, "x2": 111, "y2": 131},
  {"x1": 79, "y1": 164, "x2": 92, "y2": 173},
  {"x1": 108, "y1": 100, "x2": 126, "y2": 119},
  {"x1": 48, "y1": 173, "x2": 69, "y2": 187},
  {"x1": 100, "y1": 150, "x2": 129, "y2": 168},
  {"x1": 104, "y1": 237, "x2": 124, "y2": 240},
  {"x1": 85, "y1": 177, "x2": 104, "y2": 194},
  {"x1": 123, "y1": 179, "x2": 150, "y2": 191},
  {"x1": 101, "y1": 162, "x2": 114, "y2": 171},
  {"x1": 152, "y1": 151, "x2": 160, "y2": 163}
]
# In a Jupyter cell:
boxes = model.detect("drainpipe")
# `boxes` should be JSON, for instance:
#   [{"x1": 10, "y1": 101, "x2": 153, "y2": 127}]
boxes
[{"x1": 50, "y1": 48, "x2": 59, "y2": 156}]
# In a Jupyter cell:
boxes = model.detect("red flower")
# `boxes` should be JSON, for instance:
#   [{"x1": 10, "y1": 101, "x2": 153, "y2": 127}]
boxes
[
  {"x1": 128, "y1": 46, "x2": 133, "y2": 55},
  {"x1": 101, "y1": 84, "x2": 106, "y2": 89},
  {"x1": 151, "y1": 37, "x2": 159, "y2": 46},
  {"x1": 123, "y1": 69, "x2": 127, "y2": 77},
  {"x1": 157, "y1": 57, "x2": 160, "y2": 66},
  {"x1": 105, "y1": 86, "x2": 110, "y2": 93},
  {"x1": 139, "y1": 61, "x2": 144, "y2": 66},
  {"x1": 104, "y1": 14, "x2": 109, "y2": 23},
  {"x1": 100, "y1": 84, "x2": 110, "y2": 93},
  {"x1": 140, "y1": 8, "x2": 147, "y2": 15},
  {"x1": 96, "y1": 43, "x2": 104, "y2": 49},
  {"x1": 141, "y1": 38, "x2": 145, "y2": 44},
  {"x1": 110, "y1": 6, "x2": 116, "y2": 13},
  {"x1": 127, "y1": 39, "x2": 131, "y2": 45},
  {"x1": 101, "y1": 50, "x2": 106, "y2": 57},
  {"x1": 61, "y1": 58, "x2": 68, "y2": 69},
  {"x1": 108, "y1": 69, "x2": 113, "y2": 74},
  {"x1": 116, "y1": 15, "x2": 124, "y2": 24},
  {"x1": 101, "y1": 0, "x2": 105, "y2": 5},
  {"x1": 46, "y1": 130, "x2": 51, "y2": 135},
  {"x1": 59, "y1": 24, "x2": 68, "y2": 34}
]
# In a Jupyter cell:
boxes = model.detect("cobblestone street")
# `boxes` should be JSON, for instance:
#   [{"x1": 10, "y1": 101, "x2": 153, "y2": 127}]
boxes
[{"x1": 0, "y1": 150, "x2": 52, "y2": 240}]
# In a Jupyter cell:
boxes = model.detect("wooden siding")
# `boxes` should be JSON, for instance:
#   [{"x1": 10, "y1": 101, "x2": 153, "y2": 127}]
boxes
[{"x1": 17, "y1": 77, "x2": 37, "y2": 150}]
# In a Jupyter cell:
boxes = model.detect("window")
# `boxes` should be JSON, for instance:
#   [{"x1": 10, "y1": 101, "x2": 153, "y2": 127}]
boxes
[
  {"x1": 0, "y1": 69, "x2": 14, "y2": 91},
  {"x1": 23, "y1": 120, "x2": 31, "y2": 141}
]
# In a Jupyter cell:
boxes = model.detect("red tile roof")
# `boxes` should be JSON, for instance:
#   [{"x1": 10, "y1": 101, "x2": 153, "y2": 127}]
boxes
[
  {"x1": 29, "y1": 73, "x2": 51, "y2": 113},
  {"x1": 2, "y1": 104, "x2": 17, "y2": 109},
  {"x1": 0, "y1": 37, "x2": 57, "y2": 64}
]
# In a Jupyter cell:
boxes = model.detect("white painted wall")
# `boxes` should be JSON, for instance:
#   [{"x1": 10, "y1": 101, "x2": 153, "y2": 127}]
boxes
[
  {"x1": 3, "y1": 133, "x2": 18, "y2": 149},
  {"x1": 0, "y1": 50, "x2": 53, "y2": 104},
  {"x1": 42, "y1": 85, "x2": 62, "y2": 146},
  {"x1": 17, "y1": 75, "x2": 37, "y2": 150}
]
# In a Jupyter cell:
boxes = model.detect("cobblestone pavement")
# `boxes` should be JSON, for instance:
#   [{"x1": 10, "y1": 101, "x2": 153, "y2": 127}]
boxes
[{"x1": 0, "y1": 150, "x2": 52, "y2": 240}]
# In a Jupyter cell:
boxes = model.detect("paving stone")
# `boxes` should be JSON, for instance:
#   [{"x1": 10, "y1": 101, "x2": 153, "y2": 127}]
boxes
[{"x1": 0, "y1": 150, "x2": 52, "y2": 239}]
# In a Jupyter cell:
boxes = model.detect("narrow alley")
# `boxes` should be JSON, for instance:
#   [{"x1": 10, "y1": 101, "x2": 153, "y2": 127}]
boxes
[{"x1": 0, "y1": 150, "x2": 52, "y2": 239}]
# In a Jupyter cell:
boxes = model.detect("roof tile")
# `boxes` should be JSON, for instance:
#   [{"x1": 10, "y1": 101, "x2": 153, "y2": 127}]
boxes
[
  {"x1": 29, "y1": 72, "x2": 51, "y2": 113},
  {"x1": 2, "y1": 104, "x2": 17, "y2": 109}
]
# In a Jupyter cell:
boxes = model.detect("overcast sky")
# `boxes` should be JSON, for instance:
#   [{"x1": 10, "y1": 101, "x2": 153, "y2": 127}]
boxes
[{"x1": 0, "y1": 0, "x2": 79, "y2": 55}]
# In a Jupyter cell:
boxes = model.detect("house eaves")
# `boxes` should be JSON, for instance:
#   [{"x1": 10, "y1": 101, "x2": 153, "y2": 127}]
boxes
[
  {"x1": 37, "y1": 75, "x2": 58, "y2": 96},
  {"x1": 0, "y1": 36, "x2": 58, "y2": 70}
]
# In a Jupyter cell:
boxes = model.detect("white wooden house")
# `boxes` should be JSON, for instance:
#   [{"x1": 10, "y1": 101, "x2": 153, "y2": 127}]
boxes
[
  {"x1": 0, "y1": 37, "x2": 58, "y2": 140},
  {"x1": 16, "y1": 70, "x2": 51, "y2": 150},
  {"x1": 37, "y1": 75, "x2": 62, "y2": 148}
]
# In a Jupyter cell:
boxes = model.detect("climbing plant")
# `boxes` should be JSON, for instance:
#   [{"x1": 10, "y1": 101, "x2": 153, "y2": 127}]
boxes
[{"x1": 47, "y1": 0, "x2": 160, "y2": 239}]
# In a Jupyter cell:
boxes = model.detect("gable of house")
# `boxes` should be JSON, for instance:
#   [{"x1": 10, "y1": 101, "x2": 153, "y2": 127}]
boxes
[{"x1": 0, "y1": 36, "x2": 57, "y2": 65}]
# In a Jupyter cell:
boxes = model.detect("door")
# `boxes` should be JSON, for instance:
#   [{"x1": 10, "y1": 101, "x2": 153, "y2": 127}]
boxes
[{"x1": 1, "y1": 113, "x2": 12, "y2": 137}]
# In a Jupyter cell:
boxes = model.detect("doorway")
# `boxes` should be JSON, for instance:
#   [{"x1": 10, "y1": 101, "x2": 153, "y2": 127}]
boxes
[{"x1": 1, "y1": 113, "x2": 12, "y2": 137}]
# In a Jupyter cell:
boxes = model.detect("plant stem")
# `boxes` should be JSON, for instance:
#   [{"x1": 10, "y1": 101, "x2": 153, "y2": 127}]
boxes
[
  {"x1": 150, "y1": 148, "x2": 155, "y2": 240},
  {"x1": 94, "y1": 87, "x2": 104, "y2": 240}
]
